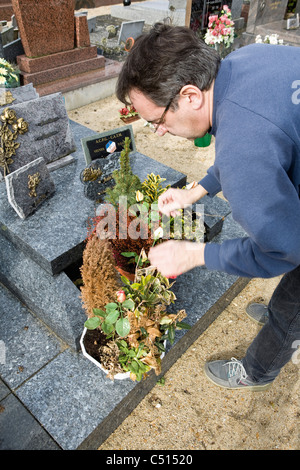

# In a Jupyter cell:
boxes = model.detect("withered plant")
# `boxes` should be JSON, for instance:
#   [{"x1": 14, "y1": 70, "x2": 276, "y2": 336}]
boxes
[{"x1": 80, "y1": 235, "x2": 121, "y2": 318}]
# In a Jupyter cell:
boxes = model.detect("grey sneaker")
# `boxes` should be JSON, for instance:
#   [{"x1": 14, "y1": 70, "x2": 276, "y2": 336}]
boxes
[
  {"x1": 204, "y1": 357, "x2": 272, "y2": 391},
  {"x1": 246, "y1": 302, "x2": 269, "y2": 326}
]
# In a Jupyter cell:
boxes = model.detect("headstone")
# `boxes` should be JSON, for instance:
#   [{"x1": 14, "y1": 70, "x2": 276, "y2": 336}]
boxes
[
  {"x1": 11, "y1": 0, "x2": 75, "y2": 58},
  {"x1": 0, "y1": 34, "x2": 24, "y2": 63},
  {"x1": 118, "y1": 20, "x2": 145, "y2": 44},
  {"x1": 5, "y1": 157, "x2": 55, "y2": 219},
  {"x1": 12, "y1": 0, "x2": 105, "y2": 96},
  {"x1": 246, "y1": 0, "x2": 289, "y2": 34},
  {"x1": 230, "y1": 0, "x2": 243, "y2": 20},
  {"x1": 81, "y1": 125, "x2": 136, "y2": 165},
  {"x1": 0, "y1": 83, "x2": 38, "y2": 108},
  {"x1": 0, "y1": 92, "x2": 76, "y2": 178}
]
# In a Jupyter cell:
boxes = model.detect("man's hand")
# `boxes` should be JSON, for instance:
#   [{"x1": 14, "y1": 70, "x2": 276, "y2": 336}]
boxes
[
  {"x1": 158, "y1": 185, "x2": 208, "y2": 217},
  {"x1": 148, "y1": 240, "x2": 205, "y2": 278}
]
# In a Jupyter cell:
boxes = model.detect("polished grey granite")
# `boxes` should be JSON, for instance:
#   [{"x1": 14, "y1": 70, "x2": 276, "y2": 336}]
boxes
[{"x1": 0, "y1": 120, "x2": 187, "y2": 276}]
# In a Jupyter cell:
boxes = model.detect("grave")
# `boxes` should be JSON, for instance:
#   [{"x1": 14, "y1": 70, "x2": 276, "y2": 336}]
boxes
[
  {"x1": 0, "y1": 109, "x2": 250, "y2": 448},
  {"x1": 10, "y1": 0, "x2": 119, "y2": 97},
  {"x1": 242, "y1": 0, "x2": 300, "y2": 46},
  {"x1": 111, "y1": 0, "x2": 187, "y2": 26}
]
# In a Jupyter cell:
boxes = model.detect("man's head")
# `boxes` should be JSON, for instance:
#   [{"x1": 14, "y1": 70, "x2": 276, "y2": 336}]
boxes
[{"x1": 116, "y1": 23, "x2": 220, "y2": 138}]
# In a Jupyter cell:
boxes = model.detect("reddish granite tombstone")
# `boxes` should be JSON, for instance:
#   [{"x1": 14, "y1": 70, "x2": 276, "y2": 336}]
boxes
[
  {"x1": 11, "y1": 0, "x2": 115, "y2": 96},
  {"x1": 11, "y1": 0, "x2": 75, "y2": 57}
]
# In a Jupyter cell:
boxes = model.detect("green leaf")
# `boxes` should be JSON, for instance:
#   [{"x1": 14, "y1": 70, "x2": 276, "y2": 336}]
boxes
[
  {"x1": 176, "y1": 321, "x2": 191, "y2": 330},
  {"x1": 121, "y1": 251, "x2": 136, "y2": 258},
  {"x1": 168, "y1": 325, "x2": 175, "y2": 344},
  {"x1": 92, "y1": 308, "x2": 106, "y2": 318},
  {"x1": 116, "y1": 317, "x2": 131, "y2": 337},
  {"x1": 122, "y1": 298, "x2": 135, "y2": 310},
  {"x1": 130, "y1": 283, "x2": 141, "y2": 290},
  {"x1": 84, "y1": 316, "x2": 101, "y2": 330},
  {"x1": 101, "y1": 320, "x2": 114, "y2": 335},
  {"x1": 105, "y1": 302, "x2": 118, "y2": 312},
  {"x1": 105, "y1": 310, "x2": 119, "y2": 324},
  {"x1": 121, "y1": 275, "x2": 130, "y2": 285}
]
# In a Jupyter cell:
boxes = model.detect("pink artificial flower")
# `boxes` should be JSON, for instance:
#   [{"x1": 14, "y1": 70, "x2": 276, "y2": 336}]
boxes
[
  {"x1": 223, "y1": 5, "x2": 229, "y2": 11},
  {"x1": 116, "y1": 290, "x2": 126, "y2": 303}
]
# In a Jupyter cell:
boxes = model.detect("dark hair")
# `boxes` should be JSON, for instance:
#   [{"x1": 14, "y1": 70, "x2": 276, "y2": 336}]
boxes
[{"x1": 116, "y1": 23, "x2": 221, "y2": 108}]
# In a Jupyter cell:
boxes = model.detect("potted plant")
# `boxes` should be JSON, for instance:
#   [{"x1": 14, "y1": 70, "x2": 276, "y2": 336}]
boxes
[
  {"x1": 119, "y1": 105, "x2": 140, "y2": 123},
  {"x1": 204, "y1": 5, "x2": 235, "y2": 59},
  {"x1": 80, "y1": 247, "x2": 190, "y2": 381},
  {"x1": 0, "y1": 59, "x2": 20, "y2": 88}
]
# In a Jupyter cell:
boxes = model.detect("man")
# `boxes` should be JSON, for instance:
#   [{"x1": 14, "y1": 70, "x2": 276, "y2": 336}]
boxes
[{"x1": 116, "y1": 23, "x2": 300, "y2": 391}]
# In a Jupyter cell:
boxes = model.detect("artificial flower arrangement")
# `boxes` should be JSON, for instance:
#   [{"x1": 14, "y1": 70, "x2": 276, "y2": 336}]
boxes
[
  {"x1": 255, "y1": 34, "x2": 284, "y2": 45},
  {"x1": 0, "y1": 58, "x2": 20, "y2": 88},
  {"x1": 204, "y1": 5, "x2": 235, "y2": 49},
  {"x1": 119, "y1": 105, "x2": 140, "y2": 122},
  {"x1": 79, "y1": 138, "x2": 204, "y2": 381}
]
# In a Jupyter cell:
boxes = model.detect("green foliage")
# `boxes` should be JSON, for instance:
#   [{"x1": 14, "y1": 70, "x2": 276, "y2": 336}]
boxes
[
  {"x1": 84, "y1": 298, "x2": 134, "y2": 338},
  {"x1": 141, "y1": 173, "x2": 170, "y2": 204},
  {"x1": 116, "y1": 340, "x2": 150, "y2": 381},
  {"x1": 105, "y1": 137, "x2": 142, "y2": 208}
]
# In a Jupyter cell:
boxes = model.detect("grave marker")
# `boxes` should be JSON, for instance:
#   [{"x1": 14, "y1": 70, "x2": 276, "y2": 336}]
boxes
[
  {"x1": 0, "y1": 92, "x2": 76, "y2": 178},
  {"x1": 81, "y1": 125, "x2": 136, "y2": 165},
  {"x1": 118, "y1": 20, "x2": 145, "y2": 44},
  {"x1": 5, "y1": 157, "x2": 55, "y2": 219}
]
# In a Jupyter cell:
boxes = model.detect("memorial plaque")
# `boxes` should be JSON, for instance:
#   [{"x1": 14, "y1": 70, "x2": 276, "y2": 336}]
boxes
[
  {"x1": 81, "y1": 125, "x2": 136, "y2": 165},
  {"x1": 0, "y1": 92, "x2": 76, "y2": 178},
  {"x1": 5, "y1": 157, "x2": 55, "y2": 219}
]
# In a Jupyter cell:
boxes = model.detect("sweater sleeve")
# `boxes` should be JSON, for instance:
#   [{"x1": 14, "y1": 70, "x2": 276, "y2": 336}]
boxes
[
  {"x1": 204, "y1": 103, "x2": 300, "y2": 278},
  {"x1": 199, "y1": 165, "x2": 222, "y2": 197}
]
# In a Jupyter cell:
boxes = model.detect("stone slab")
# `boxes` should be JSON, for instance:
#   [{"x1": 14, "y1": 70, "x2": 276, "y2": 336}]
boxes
[
  {"x1": 246, "y1": 0, "x2": 288, "y2": 33},
  {"x1": 0, "y1": 83, "x2": 38, "y2": 109},
  {"x1": 111, "y1": 0, "x2": 186, "y2": 26},
  {"x1": 0, "y1": 121, "x2": 186, "y2": 276},
  {"x1": 5, "y1": 157, "x2": 55, "y2": 219},
  {"x1": 11, "y1": 0, "x2": 75, "y2": 58},
  {"x1": 0, "y1": 282, "x2": 64, "y2": 389},
  {"x1": 0, "y1": 393, "x2": 60, "y2": 449},
  {"x1": 17, "y1": 46, "x2": 98, "y2": 74},
  {"x1": 118, "y1": 19, "x2": 145, "y2": 44},
  {"x1": 21, "y1": 55, "x2": 106, "y2": 87},
  {"x1": 35, "y1": 58, "x2": 122, "y2": 98},
  {"x1": 0, "y1": 36, "x2": 24, "y2": 63},
  {"x1": 0, "y1": 231, "x2": 87, "y2": 350},
  {"x1": 74, "y1": 13, "x2": 91, "y2": 48},
  {"x1": 0, "y1": 93, "x2": 76, "y2": 178}
]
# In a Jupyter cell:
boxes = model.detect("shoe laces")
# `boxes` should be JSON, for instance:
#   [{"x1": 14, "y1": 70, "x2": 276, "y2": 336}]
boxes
[{"x1": 225, "y1": 357, "x2": 248, "y2": 382}]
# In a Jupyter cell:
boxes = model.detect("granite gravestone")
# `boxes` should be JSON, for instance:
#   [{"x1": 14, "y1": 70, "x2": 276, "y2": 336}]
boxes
[
  {"x1": 81, "y1": 125, "x2": 136, "y2": 164},
  {"x1": 0, "y1": 92, "x2": 76, "y2": 179},
  {"x1": 118, "y1": 20, "x2": 145, "y2": 44},
  {"x1": 0, "y1": 83, "x2": 38, "y2": 108},
  {"x1": 245, "y1": 0, "x2": 289, "y2": 34},
  {"x1": 11, "y1": 0, "x2": 75, "y2": 58},
  {"x1": 5, "y1": 157, "x2": 55, "y2": 219}
]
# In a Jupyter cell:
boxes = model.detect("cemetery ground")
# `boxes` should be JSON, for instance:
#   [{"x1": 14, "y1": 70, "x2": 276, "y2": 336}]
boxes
[{"x1": 67, "y1": 94, "x2": 299, "y2": 451}]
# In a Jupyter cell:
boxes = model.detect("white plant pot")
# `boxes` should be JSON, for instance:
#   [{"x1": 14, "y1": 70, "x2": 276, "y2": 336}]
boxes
[
  {"x1": 80, "y1": 327, "x2": 130, "y2": 380},
  {"x1": 80, "y1": 327, "x2": 166, "y2": 380}
]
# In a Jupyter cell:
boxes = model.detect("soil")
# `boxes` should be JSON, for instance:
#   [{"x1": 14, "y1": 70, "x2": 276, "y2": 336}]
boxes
[{"x1": 68, "y1": 4, "x2": 300, "y2": 451}]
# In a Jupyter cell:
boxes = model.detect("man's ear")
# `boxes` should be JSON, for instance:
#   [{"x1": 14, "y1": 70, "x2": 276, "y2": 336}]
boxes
[{"x1": 179, "y1": 85, "x2": 203, "y2": 110}]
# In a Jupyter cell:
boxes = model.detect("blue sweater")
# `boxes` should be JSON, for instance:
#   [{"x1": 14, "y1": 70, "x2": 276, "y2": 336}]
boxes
[{"x1": 199, "y1": 44, "x2": 300, "y2": 278}]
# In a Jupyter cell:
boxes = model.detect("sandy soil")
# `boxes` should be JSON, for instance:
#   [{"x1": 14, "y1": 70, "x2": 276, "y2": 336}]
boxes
[{"x1": 67, "y1": 3, "x2": 300, "y2": 451}]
